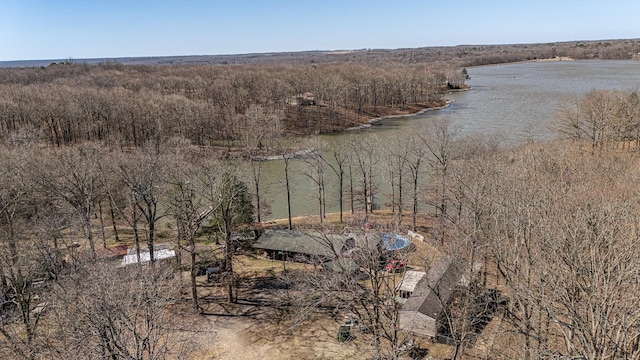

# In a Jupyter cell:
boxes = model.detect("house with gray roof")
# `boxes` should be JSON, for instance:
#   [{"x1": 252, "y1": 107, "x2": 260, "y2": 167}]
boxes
[
  {"x1": 398, "y1": 256, "x2": 463, "y2": 338},
  {"x1": 254, "y1": 229, "x2": 355, "y2": 263}
]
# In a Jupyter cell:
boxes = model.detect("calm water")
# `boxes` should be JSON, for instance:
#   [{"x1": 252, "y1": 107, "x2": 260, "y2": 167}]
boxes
[{"x1": 262, "y1": 60, "x2": 640, "y2": 220}]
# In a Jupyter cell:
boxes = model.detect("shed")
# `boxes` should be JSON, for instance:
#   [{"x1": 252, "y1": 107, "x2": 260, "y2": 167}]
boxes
[
  {"x1": 255, "y1": 229, "x2": 355, "y2": 263},
  {"x1": 398, "y1": 256, "x2": 463, "y2": 338},
  {"x1": 122, "y1": 249, "x2": 176, "y2": 266},
  {"x1": 122, "y1": 243, "x2": 177, "y2": 267},
  {"x1": 396, "y1": 270, "x2": 427, "y2": 302}
]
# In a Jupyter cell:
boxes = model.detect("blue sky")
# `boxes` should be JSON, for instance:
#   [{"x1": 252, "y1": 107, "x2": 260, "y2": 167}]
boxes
[{"x1": 1, "y1": 0, "x2": 638, "y2": 61}]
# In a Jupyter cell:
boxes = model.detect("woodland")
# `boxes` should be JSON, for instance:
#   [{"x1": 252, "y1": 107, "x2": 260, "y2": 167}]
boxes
[{"x1": 1, "y1": 39, "x2": 640, "y2": 359}]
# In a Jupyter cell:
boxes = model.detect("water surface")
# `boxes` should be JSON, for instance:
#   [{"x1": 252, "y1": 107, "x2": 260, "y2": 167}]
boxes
[{"x1": 262, "y1": 60, "x2": 640, "y2": 219}]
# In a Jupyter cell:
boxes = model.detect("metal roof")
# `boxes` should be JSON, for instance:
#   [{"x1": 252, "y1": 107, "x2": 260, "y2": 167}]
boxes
[
  {"x1": 122, "y1": 249, "x2": 176, "y2": 266},
  {"x1": 126, "y1": 242, "x2": 175, "y2": 255}
]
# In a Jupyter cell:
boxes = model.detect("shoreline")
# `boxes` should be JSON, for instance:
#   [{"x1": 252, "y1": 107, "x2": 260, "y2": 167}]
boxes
[
  {"x1": 345, "y1": 99, "x2": 454, "y2": 131},
  {"x1": 466, "y1": 56, "x2": 577, "y2": 69},
  {"x1": 254, "y1": 99, "x2": 458, "y2": 160},
  {"x1": 253, "y1": 148, "x2": 315, "y2": 161}
]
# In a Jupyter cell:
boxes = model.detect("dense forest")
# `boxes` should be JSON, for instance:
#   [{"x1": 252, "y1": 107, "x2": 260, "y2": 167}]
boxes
[
  {"x1": 1, "y1": 40, "x2": 640, "y2": 359},
  {"x1": 3, "y1": 38, "x2": 638, "y2": 67},
  {"x1": 0, "y1": 61, "x2": 457, "y2": 150}
]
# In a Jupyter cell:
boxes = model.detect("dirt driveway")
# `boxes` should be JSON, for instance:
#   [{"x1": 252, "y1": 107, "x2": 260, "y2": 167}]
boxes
[{"x1": 188, "y1": 282, "x2": 369, "y2": 360}]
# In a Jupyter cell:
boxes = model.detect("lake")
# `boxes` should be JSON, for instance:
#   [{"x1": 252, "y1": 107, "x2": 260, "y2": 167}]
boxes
[{"x1": 261, "y1": 60, "x2": 640, "y2": 220}]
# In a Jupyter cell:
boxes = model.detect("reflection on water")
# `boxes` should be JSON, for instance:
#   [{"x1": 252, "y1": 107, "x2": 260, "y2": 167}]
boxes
[{"x1": 261, "y1": 60, "x2": 640, "y2": 220}]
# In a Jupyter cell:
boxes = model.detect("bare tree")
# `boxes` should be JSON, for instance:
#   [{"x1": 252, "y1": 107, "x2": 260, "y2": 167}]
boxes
[
  {"x1": 301, "y1": 138, "x2": 326, "y2": 222},
  {"x1": 438, "y1": 275, "x2": 500, "y2": 360},
  {"x1": 419, "y1": 119, "x2": 458, "y2": 243},
  {"x1": 51, "y1": 264, "x2": 194, "y2": 360},
  {"x1": 283, "y1": 153, "x2": 294, "y2": 230},
  {"x1": 207, "y1": 170, "x2": 253, "y2": 303},
  {"x1": 320, "y1": 137, "x2": 350, "y2": 224},
  {"x1": 166, "y1": 156, "x2": 219, "y2": 312},
  {"x1": 553, "y1": 90, "x2": 628, "y2": 150},
  {"x1": 480, "y1": 143, "x2": 640, "y2": 359},
  {"x1": 239, "y1": 104, "x2": 281, "y2": 222},
  {"x1": 402, "y1": 131, "x2": 429, "y2": 232},
  {"x1": 38, "y1": 144, "x2": 105, "y2": 258},
  {"x1": 112, "y1": 149, "x2": 169, "y2": 265},
  {"x1": 269, "y1": 115, "x2": 297, "y2": 230},
  {"x1": 0, "y1": 147, "x2": 51, "y2": 360},
  {"x1": 100, "y1": 153, "x2": 144, "y2": 262},
  {"x1": 350, "y1": 134, "x2": 380, "y2": 220},
  {"x1": 383, "y1": 133, "x2": 409, "y2": 226},
  {"x1": 540, "y1": 197, "x2": 640, "y2": 359}
]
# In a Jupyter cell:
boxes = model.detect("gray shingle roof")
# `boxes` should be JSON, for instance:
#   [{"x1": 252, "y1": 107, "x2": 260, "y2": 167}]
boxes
[
  {"x1": 401, "y1": 256, "x2": 462, "y2": 319},
  {"x1": 397, "y1": 270, "x2": 427, "y2": 293},
  {"x1": 255, "y1": 229, "x2": 352, "y2": 259}
]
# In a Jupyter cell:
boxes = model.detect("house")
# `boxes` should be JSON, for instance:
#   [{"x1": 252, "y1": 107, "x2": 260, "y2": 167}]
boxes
[
  {"x1": 398, "y1": 256, "x2": 463, "y2": 338},
  {"x1": 254, "y1": 229, "x2": 355, "y2": 263}
]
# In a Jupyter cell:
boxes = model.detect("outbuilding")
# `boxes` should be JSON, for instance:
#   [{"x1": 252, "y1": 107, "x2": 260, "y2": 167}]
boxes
[
  {"x1": 396, "y1": 270, "x2": 427, "y2": 302},
  {"x1": 121, "y1": 242, "x2": 177, "y2": 267},
  {"x1": 398, "y1": 256, "x2": 463, "y2": 338}
]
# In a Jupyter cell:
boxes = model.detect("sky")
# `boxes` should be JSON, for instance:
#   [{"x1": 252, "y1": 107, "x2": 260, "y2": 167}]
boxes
[{"x1": 1, "y1": 0, "x2": 639, "y2": 61}]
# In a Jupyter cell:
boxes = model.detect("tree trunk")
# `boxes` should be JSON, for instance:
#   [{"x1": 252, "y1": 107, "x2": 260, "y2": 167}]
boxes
[
  {"x1": 338, "y1": 172, "x2": 344, "y2": 223},
  {"x1": 190, "y1": 236, "x2": 199, "y2": 312},
  {"x1": 85, "y1": 205, "x2": 96, "y2": 259},
  {"x1": 108, "y1": 197, "x2": 120, "y2": 242},
  {"x1": 321, "y1": 176, "x2": 326, "y2": 221},
  {"x1": 398, "y1": 171, "x2": 403, "y2": 225},
  {"x1": 367, "y1": 166, "x2": 375, "y2": 214},
  {"x1": 362, "y1": 171, "x2": 369, "y2": 220},
  {"x1": 284, "y1": 158, "x2": 292, "y2": 230},
  {"x1": 452, "y1": 343, "x2": 461, "y2": 360},
  {"x1": 349, "y1": 164, "x2": 354, "y2": 214},
  {"x1": 412, "y1": 174, "x2": 419, "y2": 232},
  {"x1": 317, "y1": 179, "x2": 323, "y2": 222},
  {"x1": 175, "y1": 223, "x2": 183, "y2": 270},
  {"x1": 225, "y1": 231, "x2": 235, "y2": 303},
  {"x1": 254, "y1": 165, "x2": 261, "y2": 223},
  {"x1": 98, "y1": 200, "x2": 107, "y2": 248},
  {"x1": 148, "y1": 219, "x2": 155, "y2": 265},
  {"x1": 132, "y1": 202, "x2": 141, "y2": 265}
]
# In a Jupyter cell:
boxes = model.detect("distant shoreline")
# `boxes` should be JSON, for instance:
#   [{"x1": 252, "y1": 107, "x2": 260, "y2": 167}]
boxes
[
  {"x1": 535, "y1": 56, "x2": 575, "y2": 62},
  {"x1": 466, "y1": 56, "x2": 577, "y2": 69}
]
